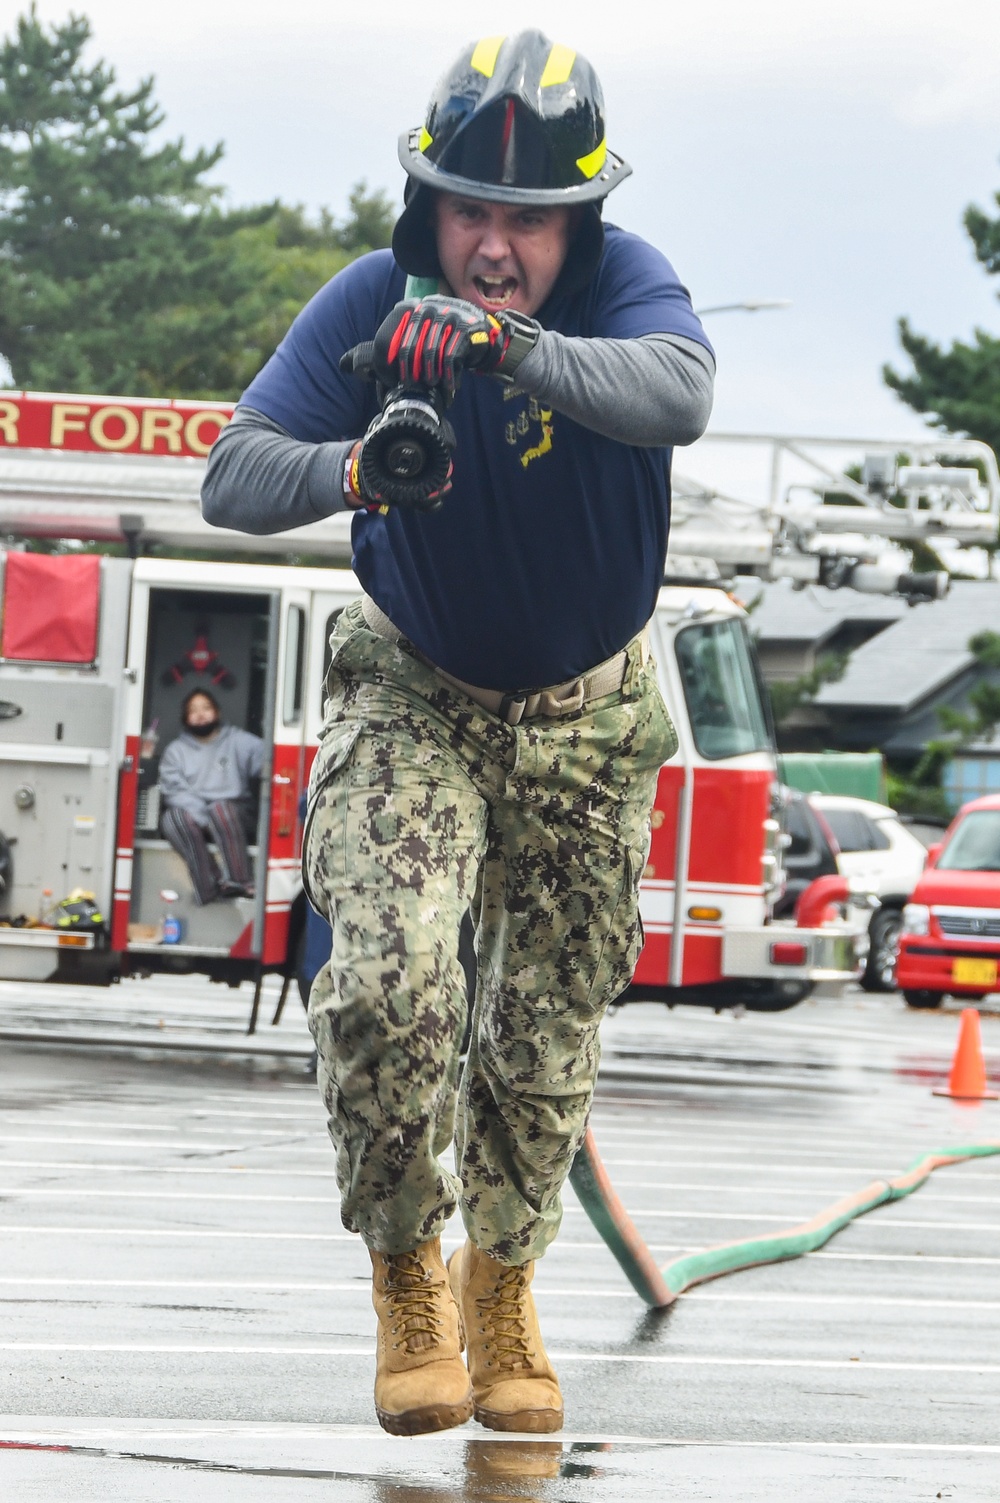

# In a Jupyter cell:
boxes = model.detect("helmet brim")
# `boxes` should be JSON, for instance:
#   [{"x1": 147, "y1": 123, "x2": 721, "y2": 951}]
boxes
[{"x1": 397, "y1": 127, "x2": 631, "y2": 207}]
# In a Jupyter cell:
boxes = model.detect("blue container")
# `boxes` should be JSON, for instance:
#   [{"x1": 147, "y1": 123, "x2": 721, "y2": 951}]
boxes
[{"x1": 162, "y1": 912, "x2": 182, "y2": 945}]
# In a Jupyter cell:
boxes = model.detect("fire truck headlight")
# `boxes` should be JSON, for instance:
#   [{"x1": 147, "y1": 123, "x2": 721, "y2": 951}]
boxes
[{"x1": 901, "y1": 903, "x2": 931, "y2": 937}]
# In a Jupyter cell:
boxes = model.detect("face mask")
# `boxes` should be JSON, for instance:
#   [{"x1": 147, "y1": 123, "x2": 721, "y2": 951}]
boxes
[{"x1": 187, "y1": 720, "x2": 218, "y2": 738}]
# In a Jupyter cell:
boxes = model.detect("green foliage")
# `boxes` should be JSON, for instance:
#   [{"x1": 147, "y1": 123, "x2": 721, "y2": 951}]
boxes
[
  {"x1": 767, "y1": 651, "x2": 849, "y2": 730},
  {"x1": 884, "y1": 770, "x2": 952, "y2": 820},
  {"x1": 883, "y1": 184, "x2": 1000, "y2": 453},
  {"x1": 967, "y1": 629, "x2": 1000, "y2": 669},
  {"x1": 0, "y1": 7, "x2": 394, "y2": 399},
  {"x1": 334, "y1": 181, "x2": 396, "y2": 254}
]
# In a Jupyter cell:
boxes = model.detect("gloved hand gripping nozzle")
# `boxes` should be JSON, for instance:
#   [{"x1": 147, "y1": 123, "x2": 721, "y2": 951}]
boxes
[{"x1": 340, "y1": 295, "x2": 539, "y2": 512}]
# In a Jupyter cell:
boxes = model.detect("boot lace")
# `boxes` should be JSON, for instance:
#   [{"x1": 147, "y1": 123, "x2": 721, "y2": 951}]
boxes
[
  {"x1": 477, "y1": 1265, "x2": 534, "y2": 1372},
  {"x1": 384, "y1": 1251, "x2": 445, "y2": 1355}
]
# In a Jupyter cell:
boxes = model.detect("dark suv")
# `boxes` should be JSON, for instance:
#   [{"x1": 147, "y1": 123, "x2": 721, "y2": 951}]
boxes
[{"x1": 773, "y1": 787, "x2": 840, "y2": 919}]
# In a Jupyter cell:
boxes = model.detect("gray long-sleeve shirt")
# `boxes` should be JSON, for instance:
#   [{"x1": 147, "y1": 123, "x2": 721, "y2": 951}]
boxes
[
  {"x1": 202, "y1": 331, "x2": 714, "y2": 537},
  {"x1": 159, "y1": 725, "x2": 265, "y2": 826}
]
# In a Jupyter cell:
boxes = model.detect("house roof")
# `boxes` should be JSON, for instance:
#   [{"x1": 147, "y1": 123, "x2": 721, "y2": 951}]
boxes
[
  {"x1": 742, "y1": 579, "x2": 907, "y2": 646},
  {"x1": 813, "y1": 581, "x2": 1000, "y2": 713}
]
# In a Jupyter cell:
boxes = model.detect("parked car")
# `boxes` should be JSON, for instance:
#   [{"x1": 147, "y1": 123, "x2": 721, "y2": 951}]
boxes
[
  {"x1": 775, "y1": 791, "x2": 926, "y2": 992},
  {"x1": 896, "y1": 794, "x2": 1000, "y2": 1008},
  {"x1": 773, "y1": 788, "x2": 840, "y2": 917},
  {"x1": 809, "y1": 795, "x2": 928, "y2": 993}
]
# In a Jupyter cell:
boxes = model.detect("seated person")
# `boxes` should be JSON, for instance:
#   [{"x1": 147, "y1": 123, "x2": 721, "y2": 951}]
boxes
[{"x1": 158, "y1": 689, "x2": 264, "y2": 905}]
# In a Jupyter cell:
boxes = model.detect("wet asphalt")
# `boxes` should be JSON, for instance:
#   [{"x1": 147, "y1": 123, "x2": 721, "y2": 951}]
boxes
[{"x1": 0, "y1": 977, "x2": 998, "y2": 1500}]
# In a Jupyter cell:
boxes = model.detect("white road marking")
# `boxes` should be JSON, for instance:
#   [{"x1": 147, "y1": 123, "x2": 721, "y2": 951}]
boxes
[
  {"x1": 2, "y1": 1225, "x2": 999, "y2": 1265},
  {"x1": 11, "y1": 1189, "x2": 990, "y2": 1232},
  {"x1": 175, "y1": 1109, "x2": 321, "y2": 1122},
  {"x1": 1, "y1": 1343, "x2": 998, "y2": 1373},
  {"x1": 4, "y1": 1161, "x2": 997, "y2": 1207},
  {"x1": 0, "y1": 1116, "x2": 308, "y2": 1137},
  {"x1": 0, "y1": 1189, "x2": 336, "y2": 1203},
  {"x1": 604, "y1": 1180, "x2": 1000, "y2": 1203},
  {"x1": 681, "y1": 1290, "x2": 1000, "y2": 1307},
  {"x1": 592, "y1": 1158, "x2": 986, "y2": 1175},
  {"x1": 599, "y1": 1152, "x2": 911, "y2": 1167},
  {"x1": 0, "y1": 1135, "x2": 325, "y2": 1152},
  {"x1": 616, "y1": 1163, "x2": 1000, "y2": 1176},
  {"x1": 810, "y1": 1250, "x2": 1000, "y2": 1264},
  {"x1": 0, "y1": 1278, "x2": 995, "y2": 1309},
  {"x1": 3, "y1": 1419, "x2": 1000, "y2": 1451},
  {"x1": 0, "y1": 1279, "x2": 373, "y2": 1292},
  {"x1": 0, "y1": 1159, "x2": 338, "y2": 1177},
  {"x1": 0, "y1": 1225, "x2": 357, "y2": 1241},
  {"x1": 561, "y1": 1206, "x2": 1000, "y2": 1231},
  {"x1": 591, "y1": 1119, "x2": 920, "y2": 1137}
]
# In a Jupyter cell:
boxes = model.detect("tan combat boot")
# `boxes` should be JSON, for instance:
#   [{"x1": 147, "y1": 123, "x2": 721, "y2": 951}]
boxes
[
  {"x1": 369, "y1": 1238, "x2": 474, "y2": 1435},
  {"x1": 448, "y1": 1240, "x2": 563, "y2": 1433}
]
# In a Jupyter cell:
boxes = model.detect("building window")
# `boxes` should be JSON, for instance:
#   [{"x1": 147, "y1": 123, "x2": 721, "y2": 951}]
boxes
[{"x1": 943, "y1": 756, "x2": 1000, "y2": 810}]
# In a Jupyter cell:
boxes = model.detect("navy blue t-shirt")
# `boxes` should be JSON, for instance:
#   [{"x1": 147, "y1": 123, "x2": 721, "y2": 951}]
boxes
[{"x1": 242, "y1": 226, "x2": 710, "y2": 689}]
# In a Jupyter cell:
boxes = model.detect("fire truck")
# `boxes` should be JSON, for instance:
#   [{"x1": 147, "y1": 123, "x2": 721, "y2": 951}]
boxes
[{"x1": 1, "y1": 390, "x2": 997, "y2": 1022}]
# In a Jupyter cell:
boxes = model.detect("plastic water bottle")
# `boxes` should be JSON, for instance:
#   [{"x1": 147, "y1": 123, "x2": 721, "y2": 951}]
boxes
[
  {"x1": 140, "y1": 718, "x2": 160, "y2": 760},
  {"x1": 159, "y1": 889, "x2": 182, "y2": 944}
]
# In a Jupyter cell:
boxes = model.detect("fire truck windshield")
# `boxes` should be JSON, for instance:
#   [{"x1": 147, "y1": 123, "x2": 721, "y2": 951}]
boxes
[{"x1": 675, "y1": 618, "x2": 771, "y2": 760}]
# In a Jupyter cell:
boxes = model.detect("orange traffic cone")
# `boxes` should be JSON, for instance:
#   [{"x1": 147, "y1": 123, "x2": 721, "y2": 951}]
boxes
[{"x1": 933, "y1": 1008, "x2": 999, "y2": 1100}]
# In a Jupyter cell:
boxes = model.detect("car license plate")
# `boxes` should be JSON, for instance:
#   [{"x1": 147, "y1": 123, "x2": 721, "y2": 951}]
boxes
[{"x1": 952, "y1": 957, "x2": 998, "y2": 987}]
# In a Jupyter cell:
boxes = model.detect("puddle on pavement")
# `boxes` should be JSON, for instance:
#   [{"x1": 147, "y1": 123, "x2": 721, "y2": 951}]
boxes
[{"x1": 0, "y1": 1435, "x2": 620, "y2": 1499}]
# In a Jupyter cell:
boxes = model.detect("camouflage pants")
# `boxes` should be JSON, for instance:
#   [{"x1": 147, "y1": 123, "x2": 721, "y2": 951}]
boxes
[{"x1": 304, "y1": 598, "x2": 677, "y2": 1264}]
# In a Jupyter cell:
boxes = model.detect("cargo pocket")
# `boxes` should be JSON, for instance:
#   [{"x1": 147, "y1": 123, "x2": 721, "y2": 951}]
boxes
[
  {"x1": 584, "y1": 843, "x2": 645, "y2": 1016},
  {"x1": 300, "y1": 722, "x2": 362, "y2": 913}
]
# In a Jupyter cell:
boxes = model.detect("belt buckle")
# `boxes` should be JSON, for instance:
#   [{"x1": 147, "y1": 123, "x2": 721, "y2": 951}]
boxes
[{"x1": 498, "y1": 692, "x2": 529, "y2": 727}]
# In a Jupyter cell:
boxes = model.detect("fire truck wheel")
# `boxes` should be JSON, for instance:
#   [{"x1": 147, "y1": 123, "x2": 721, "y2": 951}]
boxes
[
  {"x1": 861, "y1": 906, "x2": 902, "y2": 993},
  {"x1": 739, "y1": 979, "x2": 813, "y2": 1012},
  {"x1": 903, "y1": 989, "x2": 946, "y2": 1009}
]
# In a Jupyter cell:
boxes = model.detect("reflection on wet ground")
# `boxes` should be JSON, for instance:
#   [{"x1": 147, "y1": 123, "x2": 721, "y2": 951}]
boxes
[
  {"x1": 5, "y1": 1426, "x2": 1000, "y2": 1501},
  {"x1": 0, "y1": 1433, "x2": 609, "y2": 1500}
]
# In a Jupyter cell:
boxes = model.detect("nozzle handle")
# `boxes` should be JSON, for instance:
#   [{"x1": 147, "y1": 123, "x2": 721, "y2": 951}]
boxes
[{"x1": 340, "y1": 341, "x2": 377, "y2": 379}]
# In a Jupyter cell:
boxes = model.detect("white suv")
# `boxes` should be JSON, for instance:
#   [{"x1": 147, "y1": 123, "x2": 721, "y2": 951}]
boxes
[{"x1": 808, "y1": 795, "x2": 928, "y2": 993}]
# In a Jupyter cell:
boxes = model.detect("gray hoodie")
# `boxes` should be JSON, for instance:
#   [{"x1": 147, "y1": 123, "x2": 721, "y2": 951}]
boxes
[{"x1": 159, "y1": 724, "x2": 265, "y2": 827}]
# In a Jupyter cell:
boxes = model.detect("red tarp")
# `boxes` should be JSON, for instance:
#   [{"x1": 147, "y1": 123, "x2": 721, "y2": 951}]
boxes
[{"x1": 1, "y1": 553, "x2": 101, "y2": 663}]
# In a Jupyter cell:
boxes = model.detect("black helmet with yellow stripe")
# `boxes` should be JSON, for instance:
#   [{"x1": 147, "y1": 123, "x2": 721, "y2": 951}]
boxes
[{"x1": 393, "y1": 30, "x2": 630, "y2": 291}]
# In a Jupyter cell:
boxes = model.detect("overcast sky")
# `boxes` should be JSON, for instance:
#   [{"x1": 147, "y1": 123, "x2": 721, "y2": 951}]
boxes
[{"x1": 22, "y1": 0, "x2": 1000, "y2": 446}]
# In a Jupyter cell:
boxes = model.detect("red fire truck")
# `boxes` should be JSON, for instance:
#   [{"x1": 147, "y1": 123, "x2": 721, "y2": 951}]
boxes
[{"x1": 2, "y1": 391, "x2": 997, "y2": 1020}]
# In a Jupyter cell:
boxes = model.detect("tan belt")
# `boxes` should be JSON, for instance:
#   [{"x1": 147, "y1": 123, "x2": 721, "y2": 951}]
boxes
[{"x1": 361, "y1": 595, "x2": 648, "y2": 727}]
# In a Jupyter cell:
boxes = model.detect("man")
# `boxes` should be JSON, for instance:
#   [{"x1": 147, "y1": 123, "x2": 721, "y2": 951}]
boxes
[
  {"x1": 203, "y1": 30, "x2": 713, "y2": 1435},
  {"x1": 159, "y1": 689, "x2": 263, "y2": 904}
]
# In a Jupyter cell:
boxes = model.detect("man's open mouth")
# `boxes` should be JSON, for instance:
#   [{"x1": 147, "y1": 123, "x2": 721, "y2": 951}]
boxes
[{"x1": 473, "y1": 275, "x2": 518, "y2": 309}]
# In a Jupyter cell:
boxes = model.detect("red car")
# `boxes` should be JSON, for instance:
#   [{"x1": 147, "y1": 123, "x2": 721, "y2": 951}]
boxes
[{"x1": 896, "y1": 794, "x2": 1000, "y2": 1008}]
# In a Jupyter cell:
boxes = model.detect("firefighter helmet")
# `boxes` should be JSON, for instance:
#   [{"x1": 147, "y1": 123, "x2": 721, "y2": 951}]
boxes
[
  {"x1": 398, "y1": 30, "x2": 630, "y2": 206},
  {"x1": 54, "y1": 889, "x2": 105, "y2": 932},
  {"x1": 393, "y1": 30, "x2": 630, "y2": 290}
]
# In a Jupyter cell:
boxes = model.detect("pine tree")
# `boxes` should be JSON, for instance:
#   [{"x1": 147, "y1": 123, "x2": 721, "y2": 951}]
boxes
[
  {"x1": 0, "y1": 7, "x2": 394, "y2": 399},
  {"x1": 884, "y1": 183, "x2": 1000, "y2": 454}
]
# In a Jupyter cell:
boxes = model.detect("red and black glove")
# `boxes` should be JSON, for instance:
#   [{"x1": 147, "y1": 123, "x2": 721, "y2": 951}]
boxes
[
  {"x1": 366, "y1": 295, "x2": 538, "y2": 398},
  {"x1": 368, "y1": 296, "x2": 503, "y2": 398}
]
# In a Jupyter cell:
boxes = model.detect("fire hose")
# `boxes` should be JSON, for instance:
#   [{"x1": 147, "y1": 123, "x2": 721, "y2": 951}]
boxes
[{"x1": 568, "y1": 1131, "x2": 1000, "y2": 1307}]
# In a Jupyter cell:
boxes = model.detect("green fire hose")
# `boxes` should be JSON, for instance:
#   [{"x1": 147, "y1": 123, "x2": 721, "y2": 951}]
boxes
[{"x1": 569, "y1": 1131, "x2": 1000, "y2": 1308}]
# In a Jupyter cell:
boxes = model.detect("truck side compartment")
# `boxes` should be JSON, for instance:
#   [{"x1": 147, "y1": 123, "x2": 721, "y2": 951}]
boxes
[{"x1": 0, "y1": 551, "x2": 132, "y2": 982}]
